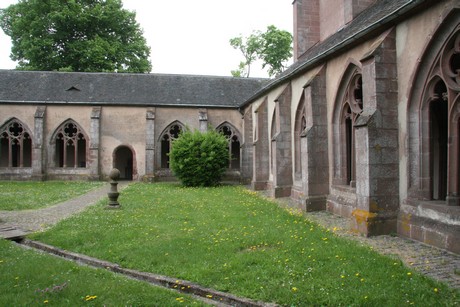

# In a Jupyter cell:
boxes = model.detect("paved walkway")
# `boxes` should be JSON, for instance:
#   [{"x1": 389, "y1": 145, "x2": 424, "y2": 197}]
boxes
[
  {"x1": 0, "y1": 183, "x2": 459, "y2": 290},
  {"x1": 0, "y1": 182, "x2": 130, "y2": 235}
]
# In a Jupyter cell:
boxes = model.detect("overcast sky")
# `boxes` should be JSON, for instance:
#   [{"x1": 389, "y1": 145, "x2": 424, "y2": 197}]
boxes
[{"x1": 0, "y1": 0, "x2": 293, "y2": 77}]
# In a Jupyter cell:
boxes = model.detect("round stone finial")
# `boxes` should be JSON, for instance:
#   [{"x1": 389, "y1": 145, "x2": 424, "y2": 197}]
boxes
[{"x1": 109, "y1": 168, "x2": 121, "y2": 181}]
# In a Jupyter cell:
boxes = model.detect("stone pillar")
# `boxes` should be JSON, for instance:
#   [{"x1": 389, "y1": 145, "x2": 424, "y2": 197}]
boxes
[
  {"x1": 145, "y1": 108, "x2": 155, "y2": 181},
  {"x1": 32, "y1": 106, "x2": 46, "y2": 180},
  {"x1": 344, "y1": 0, "x2": 376, "y2": 24},
  {"x1": 270, "y1": 84, "x2": 293, "y2": 198},
  {"x1": 199, "y1": 108, "x2": 208, "y2": 132},
  {"x1": 353, "y1": 29, "x2": 399, "y2": 236},
  {"x1": 299, "y1": 68, "x2": 329, "y2": 211},
  {"x1": 89, "y1": 107, "x2": 101, "y2": 180},
  {"x1": 252, "y1": 99, "x2": 269, "y2": 190},
  {"x1": 241, "y1": 108, "x2": 253, "y2": 184},
  {"x1": 293, "y1": 0, "x2": 320, "y2": 60}
]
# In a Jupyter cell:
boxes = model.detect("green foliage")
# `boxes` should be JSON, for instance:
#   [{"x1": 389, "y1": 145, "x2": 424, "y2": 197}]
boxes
[
  {"x1": 33, "y1": 183, "x2": 460, "y2": 306},
  {"x1": 0, "y1": 0, "x2": 152, "y2": 72},
  {"x1": 230, "y1": 25, "x2": 292, "y2": 78},
  {"x1": 229, "y1": 33, "x2": 263, "y2": 77},
  {"x1": 259, "y1": 25, "x2": 293, "y2": 77},
  {"x1": 0, "y1": 181, "x2": 104, "y2": 210},
  {"x1": 169, "y1": 129, "x2": 229, "y2": 187}
]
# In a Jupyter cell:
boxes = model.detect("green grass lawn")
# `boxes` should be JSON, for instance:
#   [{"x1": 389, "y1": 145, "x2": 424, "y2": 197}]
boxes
[
  {"x1": 29, "y1": 183, "x2": 459, "y2": 306},
  {"x1": 0, "y1": 239, "x2": 207, "y2": 306},
  {"x1": 0, "y1": 181, "x2": 104, "y2": 210}
]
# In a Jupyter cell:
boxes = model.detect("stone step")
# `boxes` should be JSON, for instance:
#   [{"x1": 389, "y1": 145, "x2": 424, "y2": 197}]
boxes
[{"x1": 0, "y1": 224, "x2": 26, "y2": 241}]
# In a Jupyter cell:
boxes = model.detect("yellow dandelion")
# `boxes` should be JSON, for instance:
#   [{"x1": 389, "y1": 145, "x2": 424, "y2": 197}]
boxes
[{"x1": 292, "y1": 287, "x2": 298, "y2": 292}]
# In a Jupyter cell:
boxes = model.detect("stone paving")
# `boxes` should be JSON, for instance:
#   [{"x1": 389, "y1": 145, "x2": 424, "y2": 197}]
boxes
[
  {"x1": 0, "y1": 182, "x2": 130, "y2": 235},
  {"x1": 0, "y1": 183, "x2": 459, "y2": 291}
]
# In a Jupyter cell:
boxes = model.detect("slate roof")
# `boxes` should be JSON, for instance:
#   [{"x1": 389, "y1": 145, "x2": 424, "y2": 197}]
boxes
[
  {"x1": 240, "y1": 0, "x2": 433, "y2": 107},
  {"x1": 0, "y1": 70, "x2": 268, "y2": 108}
]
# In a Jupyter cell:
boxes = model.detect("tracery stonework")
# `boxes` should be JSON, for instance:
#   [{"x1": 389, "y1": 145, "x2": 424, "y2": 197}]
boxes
[
  {"x1": 54, "y1": 121, "x2": 87, "y2": 168},
  {"x1": 341, "y1": 73, "x2": 363, "y2": 187},
  {"x1": 416, "y1": 29, "x2": 460, "y2": 206},
  {"x1": 160, "y1": 123, "x2": 183, "y2": 169},
  {"x1": 0, "y1": 120, "x2": 32, "y2": 168},
  {"x1": 217, "y1": 123, "x2": 241, "y2": 170}
]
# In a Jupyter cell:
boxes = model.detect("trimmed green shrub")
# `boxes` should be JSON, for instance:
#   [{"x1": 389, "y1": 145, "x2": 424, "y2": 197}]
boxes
[{"x1": 169, "y1": 129, "x2": 229, "y2": 186}]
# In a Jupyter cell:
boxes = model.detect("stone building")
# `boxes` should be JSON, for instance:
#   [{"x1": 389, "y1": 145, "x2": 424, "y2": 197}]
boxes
[
  {"x1": 239, "y1": 0, "x2": 459, "y2": 254},
  {"x1": 0, "y1": 0, "x2": 459, "y2": 254},
  {"x1": 0, "y1": 71, "x2": 267, "y2": 181}
]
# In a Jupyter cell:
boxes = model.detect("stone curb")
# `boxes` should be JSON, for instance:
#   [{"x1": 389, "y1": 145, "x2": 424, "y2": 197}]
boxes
[{"x1": 21, "y1": 239, "x2": 278, "y2": 307}]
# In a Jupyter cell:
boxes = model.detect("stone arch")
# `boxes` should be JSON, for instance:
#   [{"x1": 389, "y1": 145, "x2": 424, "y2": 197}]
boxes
[
  {"x1": 407, "y1": 15, "x2": 460, "y2": 205},
  {"x1": 158, "y1": 120, "x2": 185, "y2": 169},
  {"x1": 294, "y1": 93, "x2": 307, "y2": 180},
  {"x1": 0, "y1": 118, "x2": 32, "y2": 168},
  {"x1": 113, "y1": 145, "x2": 136, "y2": 180},
  {"x1": 216, "y1": 121, "x2": 241, "y2": 169},
  {"x1": 332, "y1": 62, "x2": 363, "y2": 186},
  {"x1": 50, "y1": 119, "x2": 88, "y2": 168}
]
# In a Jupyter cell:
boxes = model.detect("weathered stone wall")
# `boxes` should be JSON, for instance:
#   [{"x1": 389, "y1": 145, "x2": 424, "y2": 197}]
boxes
[
  {"x1": 0, "y1": 104, "x2": 242, "y2": 182},
  {"x1": 247, "y1": 0, "x2": 459, "y2": 253}
]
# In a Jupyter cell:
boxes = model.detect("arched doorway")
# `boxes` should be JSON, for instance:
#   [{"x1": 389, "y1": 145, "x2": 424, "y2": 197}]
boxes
[{"x1": 113, "y1": 146, "x2": 134, "y2": 180}]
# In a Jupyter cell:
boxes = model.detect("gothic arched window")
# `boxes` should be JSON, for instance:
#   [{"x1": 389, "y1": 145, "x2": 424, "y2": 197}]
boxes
[
  {"x1": 160, "y1": 122, "x2": 183, "y2": 168},
  {"x1": 0, "y1": 119, "x2": 32, "y2": 168},
  {"x1": 407, "y1": 23, "x2": 460, "y2": 206},
  {"x1": 54, "y1": 121, "x2": 87, "y2": 168},
  {"x1": 342, "y1": 74, "x2": 363, "y2": 186},
  {"x1": 332, "y1": 65, "x2": 363, "y2": 187},
  {"x1": 294, "y1": 95, "x2": 307, "y2": 180},
  {"x1": 217, "y1": 123, "x2": 241, "y2": 169}
]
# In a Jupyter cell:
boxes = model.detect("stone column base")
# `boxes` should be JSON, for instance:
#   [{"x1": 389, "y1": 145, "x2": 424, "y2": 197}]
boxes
[
  {"x1": 351, "y1": 209, "x2": 397, "y2": 236},
  {"x1": 251, "y1": 180, "x2": 267, "y2": 191}
]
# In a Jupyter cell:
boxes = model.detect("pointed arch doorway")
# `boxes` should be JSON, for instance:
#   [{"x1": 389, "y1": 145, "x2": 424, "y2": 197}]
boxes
[{"x1": 113, "y1": 145, "x2": 135, "y2": 180}]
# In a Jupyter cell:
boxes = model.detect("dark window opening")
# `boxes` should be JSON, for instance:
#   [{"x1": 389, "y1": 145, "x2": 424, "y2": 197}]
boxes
[
  {"x1": 345, "y1": 108, "x2": 353, "y2": 185},
  {"x1": 430, "y1": 81, "x2": 448, "y2": 200},
  {"x1": 217, "y1": 124, "x2": 241, "y2": 170},
  {"x1": 160, "y1": 124, "x2": 182, "y2": 169},
  {"x1": 0, "y1": 120, "x2": 32, "y2": 168},
  {"x1": 55, "y1": 122, "x2": 86, "y2": 168}
]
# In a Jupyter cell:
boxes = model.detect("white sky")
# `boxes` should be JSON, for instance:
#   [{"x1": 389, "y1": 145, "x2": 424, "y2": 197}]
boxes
[{"x1": 0, "y1": 0, "x2": 293, "y2": 77}]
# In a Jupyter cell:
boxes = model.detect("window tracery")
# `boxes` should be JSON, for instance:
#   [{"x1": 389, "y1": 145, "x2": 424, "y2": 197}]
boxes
[
  {"x1": 0, "y1": 119, "x2": 32, "y2": 168},
  {"x1": 217, "y1": 123, "x2": 241, "y2": 169},
  {"x1": 419, "y1": 30, "x2": 460, "y2": 203},
  {"x1": 342, "y1": 73, "x2": 363, "y2": 186},
  {"x1": 160, "y1": 123, "x2": 183, "y2": 168},
  {"x1": 294, "y1": 97, "x2": 307, "y2": 180},
  {"x1": 54, "y1": 121, "x2": 87, "y2": 168}
]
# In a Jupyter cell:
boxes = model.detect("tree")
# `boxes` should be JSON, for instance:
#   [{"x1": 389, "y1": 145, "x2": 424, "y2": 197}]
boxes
[
  {"x1": 230, "y1": 25, "x2": 292, "y2": 78},
  {"x1": 0, "y1": 0, "x2": 152, "y2": 72},
  {"x1": 259, "y1": 25, "x2": 293, "y2": 78},
  {"x1": 229, "y1": 32, "x2": 263, "y2": 78},
  {"x1": 169, "y1": 129, "x2": 229, "y2": 187}
]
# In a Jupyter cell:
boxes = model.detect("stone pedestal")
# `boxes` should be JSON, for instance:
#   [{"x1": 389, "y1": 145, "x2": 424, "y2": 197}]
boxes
[{"x1": 107, "y1": 168, "x2": 121, "y2": 209}]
